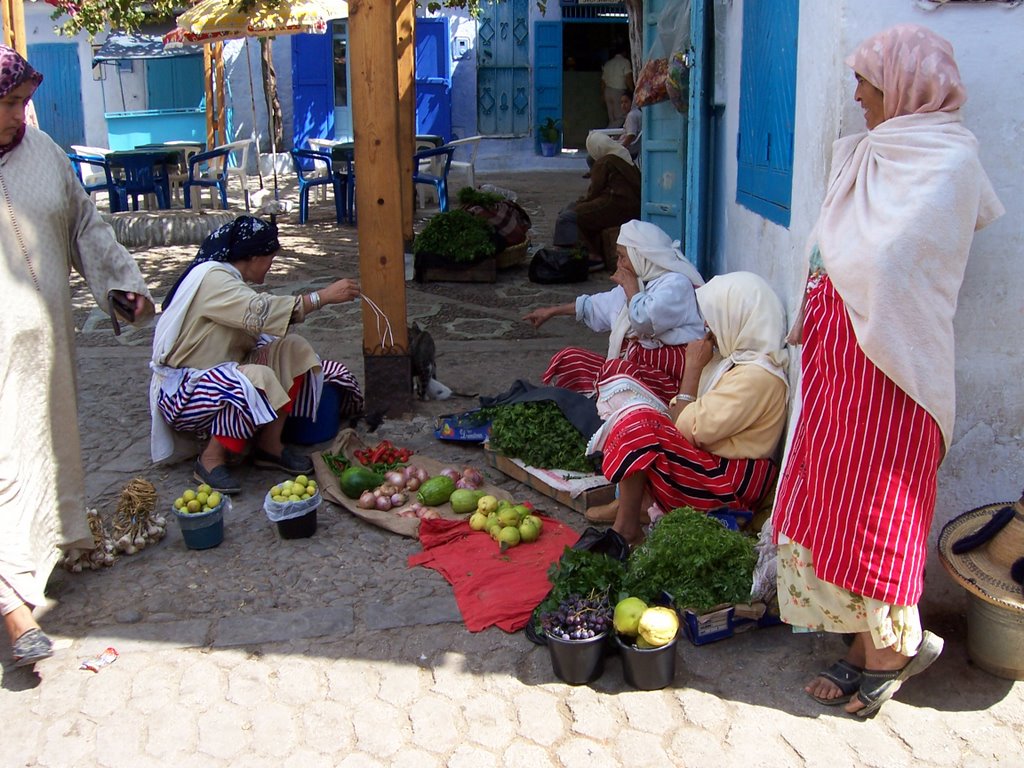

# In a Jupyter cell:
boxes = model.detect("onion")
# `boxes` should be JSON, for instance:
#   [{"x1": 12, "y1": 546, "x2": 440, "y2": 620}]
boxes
[
  {"x1": 414, "y1": 467, "x2": 430, "y2": 482},
  {"x1": 405, "y1": 477, "x2": 421, "y2": 492},
  {"x1": 455, "y1": 478, "x2": 476, "y2": 490},
  {"x1": 358, "y1": 491, "x2": 376, "y2": 509},
  {"x1": 399, "y1": 509, "x2": 418, "y2": 518},
  {"x1": 409, "y1": 502, "x2": 423, "y2": 513},
  {"x1": 390, "y1": 492, "x2": 407, "y2": 507},
  {"x1": 375, "y1": 495, "x2": 393, "y2": 511},
  {"x1": 421, "y1": 508, "x2": 440, "y2": 520},
  {"x1": 385, "y1": 471, "x2": 406, "y2": 489},
  {"x1": 440, "y1": 468, "x2": 460, "y2": 481},
  {"x1": 461, "y1": 467, "x2": 484, "y2": 488}
]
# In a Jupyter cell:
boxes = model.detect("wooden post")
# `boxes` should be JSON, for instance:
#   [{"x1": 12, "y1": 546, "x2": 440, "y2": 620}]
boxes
[
  {"x1": 1, "y1": 0, "x2": 26, "y2": 54},
  {"x1": 204, "y1": 46, "x2": 216, "y2": 149},
  {"x1": 349, "y1": 0, "x2": 413, "y2": 416},
  {"x1": 395, "y1": 0, "x2": 415, "y2": 245},
  {"x1": 214, "y1": 42, "x2": 227, "y2": 146}
]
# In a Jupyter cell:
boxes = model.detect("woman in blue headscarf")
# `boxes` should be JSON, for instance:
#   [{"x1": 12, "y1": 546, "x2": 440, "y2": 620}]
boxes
[{"x1": 150, "y1": 215, "x2": 363, "y2": 494}]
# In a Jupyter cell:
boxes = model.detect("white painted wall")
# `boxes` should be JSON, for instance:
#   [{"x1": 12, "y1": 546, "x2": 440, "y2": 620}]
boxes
[{"x1": 712, "y1": 0, "x2": 1024, "y2": 596}]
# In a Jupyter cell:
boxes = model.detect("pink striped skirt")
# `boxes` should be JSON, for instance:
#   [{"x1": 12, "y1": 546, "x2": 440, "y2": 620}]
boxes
[
  {"x1": 541, "y1": 341, "x2": 686, "y2": 404},
  {"x1": 773, "y1": 275, "x2": 942, "y2": 606},
  {"x1": 599, "y1": 407, "x2": 777, "y2": 512}
]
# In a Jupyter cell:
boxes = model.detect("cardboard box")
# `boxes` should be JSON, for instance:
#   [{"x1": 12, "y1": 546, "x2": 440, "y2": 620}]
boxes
[
  {"x1": 484, "y1": 446, "x2": 615, "y2": 515},
  {"x1": 681, "y1": 601, "x2": 781, "y2": 646},
  {"x1": 434, "y1": 412, "x2": 491, "y2": 443}
]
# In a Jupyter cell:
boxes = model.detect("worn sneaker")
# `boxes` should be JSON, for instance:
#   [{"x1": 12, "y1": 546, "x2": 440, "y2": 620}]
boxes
[
  {"x1": 252, "y1": 446, "x2": 313, "y2": 474},
  {"x1": 193, "y1": 459, "x2": 242, "y2": 495},
  {"x1": 12, "y1": 628, "x2": 54, "y2": 668}
]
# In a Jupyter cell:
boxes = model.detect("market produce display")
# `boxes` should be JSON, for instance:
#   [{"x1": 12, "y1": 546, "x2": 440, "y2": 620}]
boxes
[
  {"x1": 467, "y1": 496, "x2": 544, "y2": 550},
  {"x1": 613, "y1": 597, "x2": 680, "y2": 648},
  {"x1": 483, "y1": 401, "x2": 595, "y2": 472},
  {"x1": 351, "y1": 464, "x2": 488, "y2": 520},
  {"x1": 540, "y1": 593, "x2": 612, "y2": 641},
  {"x1": 268, "y1": 474, "x2": 318, "y2": 502},
  {"x1": 173, "y1": 483, "x2": 224, "y2": 515}
]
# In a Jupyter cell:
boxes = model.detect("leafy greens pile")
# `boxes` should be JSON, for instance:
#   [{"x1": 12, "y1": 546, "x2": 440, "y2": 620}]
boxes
[
  {"x1": 483, "y1": 401, "x2": 595, "y2": 473},
  {"x1": 413, "y1": 209, "x2": 497, "y2": 264},
  {"x1": 621, "y1": 508, "x2": 756, "y2": 612}
]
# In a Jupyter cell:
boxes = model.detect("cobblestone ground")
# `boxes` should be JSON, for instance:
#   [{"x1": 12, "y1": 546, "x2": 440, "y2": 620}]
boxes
[{"x1": 3, "y1": 169, "x2": 1021, "y2": 767}]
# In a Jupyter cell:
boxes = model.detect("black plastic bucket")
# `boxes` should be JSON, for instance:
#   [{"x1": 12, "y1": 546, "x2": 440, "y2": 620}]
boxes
[
  {"x1": 545, "y1": 631, "x2": 606, "y2": 685},
  {"x1": 615, "y1": 633, "x2": 679, "y2": 690},
  {"x1": 276, "y1": 508, "x2": 318, "y2": 539}
]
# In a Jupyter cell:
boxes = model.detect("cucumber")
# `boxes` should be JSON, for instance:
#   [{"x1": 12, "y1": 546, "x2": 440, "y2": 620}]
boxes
[{"x1": 417, "y1": 475, "x2": 457, "y2": 507}]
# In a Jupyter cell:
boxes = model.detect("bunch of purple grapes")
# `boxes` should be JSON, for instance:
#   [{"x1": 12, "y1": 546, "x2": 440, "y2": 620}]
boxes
[{"x1": 541, "y1": 594, "x2": 612, "y2": 641}]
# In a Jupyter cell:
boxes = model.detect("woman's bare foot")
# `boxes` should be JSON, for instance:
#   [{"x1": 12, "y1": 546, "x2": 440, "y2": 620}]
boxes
[
  {"x1": 843, "y1": 638, "x2": 912, "y2": 715},
  {"x1": 585, "y1": 499, "x2": 618, "y2": 523},
  {"x1": 805, "y1": 633, "x2": 868, "y2": 704}
]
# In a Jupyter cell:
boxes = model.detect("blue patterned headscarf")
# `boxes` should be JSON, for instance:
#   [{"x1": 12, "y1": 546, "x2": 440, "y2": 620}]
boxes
[
  {"x1": 163, "y1": 215, "x2": 279, "y2": 310},
  {"x1": 0, "y1": 45, "x2": 43, "y2": 158}
]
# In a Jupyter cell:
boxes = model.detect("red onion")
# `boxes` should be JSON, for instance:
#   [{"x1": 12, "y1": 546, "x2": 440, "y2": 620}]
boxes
[
  {"x1": 455, "y1": 477, "x2": 476, "y2": 490},
  {"x1": 374, "y1": 495, "x2": 393, "y2": 511},
  {"x1": 406, "y1": 477, "x2": 421, "y2": 492},
  {"x1": 390, "y1": 492, "x2": 407, "y2": 507},
  {"x1": 461, "y1": 467, "x2": 484, "y2": 488},
  {"x1": 384, "y1": 471, "x2": 406, "y2": 489},
  {"x1": 414, "y1": 467, "x2": 430, "y2": 482},
  {"x1": 358, "y1": 491, "x2": 376, "y2": 509},
  {"x1": 440, "y1": 468, "x2": 460, "y2": 481}
]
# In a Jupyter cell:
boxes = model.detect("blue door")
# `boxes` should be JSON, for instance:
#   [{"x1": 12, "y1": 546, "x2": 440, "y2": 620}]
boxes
[
  {"x1": 478, "y1": 0, "x2": 530, "y2": 136},
  {"x1": 532, "y1": 21, "x2": 561, "y2": 153},
  {"x1": 27, "y1": 43, "x2": 84, "y2": 151},
  {"x1": 684, "y1": 0, "x2": 711, "y2": 272},
  {"x1": 292, "y1": 26, "x2": 336, "y2": 149},
  {"x1": 415, "y1": 17, "x2": 452, "y2": 141}
]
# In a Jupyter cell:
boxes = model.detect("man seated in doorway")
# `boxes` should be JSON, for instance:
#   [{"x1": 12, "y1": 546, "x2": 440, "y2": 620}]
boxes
[{"x1": 601, "y1": 42, "x2": 634, "y2": 129}]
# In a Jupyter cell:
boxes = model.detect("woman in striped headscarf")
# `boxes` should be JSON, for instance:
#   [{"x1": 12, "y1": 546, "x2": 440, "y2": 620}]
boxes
[{"x1": 772, "y1": 25, "x2": 1004, "y2": 718}]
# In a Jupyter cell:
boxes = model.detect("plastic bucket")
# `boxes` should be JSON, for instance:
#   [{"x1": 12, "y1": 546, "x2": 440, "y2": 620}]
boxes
[
  {"x1": 276, "y1": 507, "x2": 318, "y2": 539},
  {"x1": 966, "y1": 593, "x2": 1024, "y2": 680},
  {"x1": 282, "y1": 384, "x2": 341, "y2": 445},
  {"x1": 173, "y1": 503, "x2": 225, "y2": 550},
  {"x1": 545, "y1": 631, "x2": 606, "y2": 685},
  {"x1": 615, "y1": 633, "x2": 679, "y2": 690}
]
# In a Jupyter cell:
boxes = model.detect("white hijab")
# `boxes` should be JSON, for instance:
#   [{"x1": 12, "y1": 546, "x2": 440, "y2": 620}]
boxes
[
  {"x1": 695, "y1": 272, "x2": 789, "y2": 395},
  {"x1": 587, "y1": 131, "x2": 634, "y2": 167},
  {"x1": 606, "y1": 219, "x2": 705, "y2": 359}
]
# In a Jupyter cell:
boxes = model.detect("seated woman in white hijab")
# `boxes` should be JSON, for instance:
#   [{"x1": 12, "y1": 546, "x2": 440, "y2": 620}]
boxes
[
  {"x1": 586, "y1": 272, "x2": 789, "y2": 544},
  {"x1": 523, "y1": 220, "x2": 705, "y2": 405},
  {"x1": 150, "y1": 216, "x2": 364, "y2": 494}
]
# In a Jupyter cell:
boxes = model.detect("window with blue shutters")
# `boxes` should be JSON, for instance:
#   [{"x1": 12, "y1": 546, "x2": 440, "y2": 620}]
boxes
[
  {"x1": 146, "y1": 57, "x2": 205, "y2": 110},
  {"x1": 735, "y1": 0, "x2": 799, "y2": 227}
]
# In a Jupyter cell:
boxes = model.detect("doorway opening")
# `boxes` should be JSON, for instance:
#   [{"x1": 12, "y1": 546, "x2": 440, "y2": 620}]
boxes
[{"x1": 560, "y1": 16, "x2": 628, "y2": 150}]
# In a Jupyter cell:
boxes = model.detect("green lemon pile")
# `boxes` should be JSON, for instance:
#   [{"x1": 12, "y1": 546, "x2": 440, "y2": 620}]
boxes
[
  {"x1": 173, "y1": 484, "x2": 223, "y2": 515},
  {"x1": 467, "y1": 495, "x2": 543, "y2": 550},
  {"x1": 270, "y1": 474, "x2": 318, "y2": 503}
]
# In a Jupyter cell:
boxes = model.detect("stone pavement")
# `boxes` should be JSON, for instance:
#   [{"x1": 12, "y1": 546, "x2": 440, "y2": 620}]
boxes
[{"x1": 3, "y1": 169, "x2": 1022, "y2": 768}]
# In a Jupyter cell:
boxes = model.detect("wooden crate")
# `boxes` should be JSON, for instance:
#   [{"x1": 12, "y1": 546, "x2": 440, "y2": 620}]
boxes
[{"x1": 484, "y1": 447, "x2": 615, "y2": 515}]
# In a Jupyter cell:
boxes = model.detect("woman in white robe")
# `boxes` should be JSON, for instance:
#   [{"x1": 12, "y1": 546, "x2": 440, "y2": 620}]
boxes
[{"x1": 0, "y1": 47, "x2": 154, "y2": 667}]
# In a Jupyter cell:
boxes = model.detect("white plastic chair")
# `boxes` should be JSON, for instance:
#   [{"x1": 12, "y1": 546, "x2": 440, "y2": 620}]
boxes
[
  {"x1": 446, "y1": 135, "x2": 482, "y2": 191},
  {"x1": 308, "y1": 138, "x2": 342, "y2": 202},
  {"x1": 221, "y1": 139, "x2": 254, "y2": 210},
  {"x1": 162, "y1": 143, "x2": 202, "y2": 207}
]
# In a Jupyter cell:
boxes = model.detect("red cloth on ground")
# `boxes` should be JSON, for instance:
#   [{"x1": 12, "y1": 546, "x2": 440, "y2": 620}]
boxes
[{"x1": 408, "y1": 515, "x2": 580, "y2": 632}]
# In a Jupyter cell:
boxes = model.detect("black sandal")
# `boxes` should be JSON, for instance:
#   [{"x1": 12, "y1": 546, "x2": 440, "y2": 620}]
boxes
[
  {"x1": 12, "y1": 627, "x2": 54, "y2": 668},
  {"x1": 851, "y1": 668, "x2": 902, "y2": 718},
  {"x1": 809, "y1": 659, "x2": 863, "y2": 706}
]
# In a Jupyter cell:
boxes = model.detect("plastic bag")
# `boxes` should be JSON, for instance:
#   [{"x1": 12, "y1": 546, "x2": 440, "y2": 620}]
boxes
[
  {"x1": 528, "y1": 247, "x2": 589, "y2": 285},
  {"x1": 666, "y1": 50, "x2": 690, "y2": 113},
  {"x1": 635, "y1": 0, "x2": 691, "y2": 109},
  {"x1": 264, "y1": 490, "x2": 322, "y2": 523}
]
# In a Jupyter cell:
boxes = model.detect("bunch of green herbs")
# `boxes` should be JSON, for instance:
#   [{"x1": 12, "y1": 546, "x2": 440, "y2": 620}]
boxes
[
  {"x1": 413, "y1": 209, "x2": 497, "y2": 264},
  {"x1": 456, "y1": 186, "x2": 506, "y2": 208},
  {"x1": 621, "y1": 507, "x2": 757, "y2": 612},
  {"x1": 482, "y1": 401, "x2": 595, "y2": 472},
  {"x1": 533, "y1": 548, "x2": 625, "y2": 630}
]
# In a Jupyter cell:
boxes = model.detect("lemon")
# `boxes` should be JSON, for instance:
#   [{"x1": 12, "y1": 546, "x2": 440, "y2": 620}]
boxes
[
  {"x1": 197, "y1": 483, "x2": 213, "y2": 495},
  {"x1": 196, "y1": 492, "x2": 209, "y2": 506},
  {"x1": 173, "y1": 497, "x2": 185, "y2": 510},
  {"x1": 306, "y1": 484, "x2": 317, "y2": 496},
  {"x1": 295, "y1": 474, "x2": 309, "y2": 486},
  {"x1": 497, "y1": 526, "x2": 521, "y2": 548},
  {"x1": 186, "y1": 499, "x2": 202, "y2": 514},
  {"x1": 207, "y1": 492, "x2": 222, "y2": 509},
  {"x1": 272, "y1": 494, "x2": 285, "y2": 503},
  {"x1": 468, "y1": 512, "x2": 488, "y2": 531},
  {"x1": 477, "y1": 495, "x2": 498, "y2": 514},
  {"x1": 182, "y1": 489, "x2": 196, "y2": 502},
  {"x1": 270, "y1": 484, "x2": 282, "y2": 496}
]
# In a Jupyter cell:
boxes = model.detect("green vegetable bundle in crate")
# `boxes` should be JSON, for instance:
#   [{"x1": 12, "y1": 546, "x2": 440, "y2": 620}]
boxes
[{"x1": 483, "y1": 401, "x2": 595, "y2": 473}]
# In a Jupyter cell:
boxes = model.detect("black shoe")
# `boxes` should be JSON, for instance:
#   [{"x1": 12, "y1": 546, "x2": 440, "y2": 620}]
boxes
[
  {"x1": 12, "y1": 628, "x2": 54, "y2": 667},
  {"x1": 252, "y1": 446, "x2": 313, "y2": 474},
  {"x1": 193, "y1": 459, "x2": 242, "y2": 494}
]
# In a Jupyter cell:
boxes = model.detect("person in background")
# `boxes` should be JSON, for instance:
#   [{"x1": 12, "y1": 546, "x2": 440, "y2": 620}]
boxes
[
  {"x1": 573, "y1": 132, "x2": 641, "y2": 268},
  {"x1": 601, "y1": 43, "x2": 634, "y2": 128},
  {"x1": 524, "y1": 220, "x2": 705, "y2": 406},
  {"x1": 772, "y1": 25, "x2": 1004, "y2": 719},
  {"x1": 0, "y1": 46, "x2": 155, "y2": 668},
  {"x1": 619, "y1": 90, "x2": 642, "y2": 161},
  {"x1": 150, "y1": 216, "x2": 364, "y2": 495},
  {"x1": 586, "y1": 272, "x2": 789, "y2": 537}
]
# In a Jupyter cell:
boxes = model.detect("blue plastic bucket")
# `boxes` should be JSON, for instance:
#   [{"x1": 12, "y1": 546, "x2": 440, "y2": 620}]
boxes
[
  {"x1": 173, "y1": 503, "x2": 225, "y2": 550},
  {"x1": 283, "y1": 384, "x2": 341, "y2": 445}
]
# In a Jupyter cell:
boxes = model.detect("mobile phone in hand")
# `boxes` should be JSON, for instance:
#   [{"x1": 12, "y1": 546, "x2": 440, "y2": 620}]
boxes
[{"x1": 107, "y1": 290, "x2": 136, "y2": 336}]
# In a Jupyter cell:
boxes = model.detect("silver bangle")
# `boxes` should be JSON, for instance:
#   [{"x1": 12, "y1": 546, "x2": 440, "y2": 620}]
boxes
[
  {"x1": 676, "y1": 393, "x2": 696, "y2": 403},
  {"x1": 309, "y1": 291, "x2": 321, "y2": 310}
]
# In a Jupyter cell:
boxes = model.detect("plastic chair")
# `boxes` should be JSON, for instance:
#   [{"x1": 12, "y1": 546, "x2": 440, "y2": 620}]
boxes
[
  {"x1": 68, "y1": 152, "x2": 122, "y2": 212},
  {"x1": 290, "y1": 148, "x2": 347, "y2": 224},
  {"x1": 412, "y1": 144, "x2": 457, "y2": 212},
  {"x1": 184, "y1": 147, "x2": 231, "y2": 210},
  {"x1": 107, "y1": 152, "x2": 172, "y2": 211},
  {"x1": 221, "y1": 139, "x2": 254, "y2": 209},
  {"x1": 307, "y1": 138, "x2": 340, "y2": 202},
  {"x1": 446, "y1": 135, "x2": 482, "y2": 191},
  {"x1": 157, "y1": 143, "x2": 202, "y2": 207}
]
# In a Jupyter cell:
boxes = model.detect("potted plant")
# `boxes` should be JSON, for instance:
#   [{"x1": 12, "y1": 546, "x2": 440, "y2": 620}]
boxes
[{"x1": 538, "y1": 117, "x2": 561, "y2": 157}]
